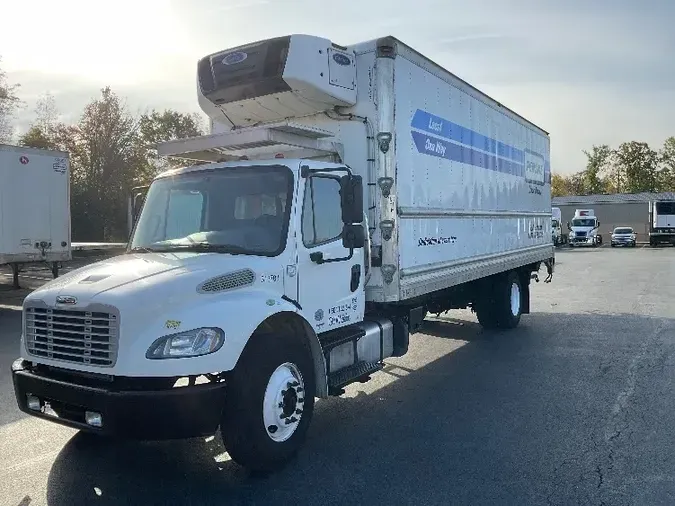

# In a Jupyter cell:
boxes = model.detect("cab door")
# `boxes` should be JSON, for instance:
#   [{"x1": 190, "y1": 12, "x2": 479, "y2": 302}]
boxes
[{"x1": 295, "y1": 171, "x2": 365, "y2": 334}]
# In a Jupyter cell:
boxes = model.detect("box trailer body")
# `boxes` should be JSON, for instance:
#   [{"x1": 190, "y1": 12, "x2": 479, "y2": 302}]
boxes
[
  {"x1": 551, "y1": 207, "x2": 565, "y2": 245},
  {"x1": 0, "y1": 145, "x2": 71, "y2": 281},
  {"x1": 649, "y1": 200, "x2": 675, "y2": 246},
  {"x1": 12, "y1": 35, "x2": 554, "y2": 471}
]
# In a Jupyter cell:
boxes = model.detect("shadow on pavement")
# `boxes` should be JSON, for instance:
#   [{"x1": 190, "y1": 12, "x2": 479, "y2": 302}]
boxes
[{"x1": 35, "y1": 310, "x2": 675, "y2": 505}]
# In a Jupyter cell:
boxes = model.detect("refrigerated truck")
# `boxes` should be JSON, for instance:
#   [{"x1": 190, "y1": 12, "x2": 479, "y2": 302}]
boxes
[
  {"x1": 649, "y1": 200, "x2": 675, "y2": 246},
  {"x1": 0, "y1": 144, "x2": 71, "y2": 287},
  {"x1": 12, "y1": 34, "x2": 554, "y2": 471}
]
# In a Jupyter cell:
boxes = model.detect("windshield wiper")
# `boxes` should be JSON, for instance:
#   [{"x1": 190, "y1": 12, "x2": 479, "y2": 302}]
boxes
[
  {"x1": 150, "y1": 243, "x2": 250, "y2": 255},
  {"x1": 128, "y1": 246, "x2": 157, "y2": 253}
]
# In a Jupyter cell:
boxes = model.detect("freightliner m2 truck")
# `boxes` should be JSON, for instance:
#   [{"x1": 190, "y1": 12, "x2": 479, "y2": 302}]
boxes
[
  {"x1": 568, "y1": 209, "x2": 602, "y2": 247},
  {"x1": 12, "y1": 35, "x2": 555, "y2": 471}
]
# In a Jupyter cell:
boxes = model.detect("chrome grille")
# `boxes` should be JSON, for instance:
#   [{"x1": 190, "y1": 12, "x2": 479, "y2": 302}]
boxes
[{"x1": 24, "y1": 306, "x2": 119, "y2": 367}]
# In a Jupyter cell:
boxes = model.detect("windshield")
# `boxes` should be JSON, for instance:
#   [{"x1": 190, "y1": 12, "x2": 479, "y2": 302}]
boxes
[
  {"x1": 571, "y1": 218, "x2": 596, "y2": 227},
  {"x1": 614, "y1": 228, "x2": 633, "y2": 235},
  {"x1": 130, "y1": 165, "x2": 293, "y2": 256}
]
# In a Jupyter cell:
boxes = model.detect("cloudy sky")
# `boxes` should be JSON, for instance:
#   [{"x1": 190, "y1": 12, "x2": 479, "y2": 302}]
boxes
[{"x1": 2, "y1": 0, "x2": 674, "y2": 174}]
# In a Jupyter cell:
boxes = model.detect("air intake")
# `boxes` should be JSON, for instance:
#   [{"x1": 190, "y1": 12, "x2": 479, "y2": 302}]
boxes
[{"x1": 197, "y1": 269, "x2": 256, "y2": 294}]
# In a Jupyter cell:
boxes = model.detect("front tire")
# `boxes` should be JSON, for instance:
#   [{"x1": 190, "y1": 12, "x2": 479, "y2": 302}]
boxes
[
  {"x1": 475, "y1": 271, "x2": 523, "y2": 330},
  {"x1": 221, "y1": 332, "x2": 316, "y2": 472}
]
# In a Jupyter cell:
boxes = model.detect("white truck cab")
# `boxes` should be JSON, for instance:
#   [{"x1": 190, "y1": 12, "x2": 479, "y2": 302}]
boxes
[
  {"x1": 12, "y1": 34, "x2": 554, "y2": 472},
  {"x1": 568, "y1": 209, "x2": 602, "y2": 247}
]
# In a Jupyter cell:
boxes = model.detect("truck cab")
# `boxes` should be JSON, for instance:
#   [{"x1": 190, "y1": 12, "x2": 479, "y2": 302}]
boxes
[{"x1": 568, "y1": 209, "x2": 602, "y2": 247}]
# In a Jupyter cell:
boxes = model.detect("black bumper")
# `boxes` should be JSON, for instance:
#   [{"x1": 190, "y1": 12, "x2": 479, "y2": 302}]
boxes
[{"x1": 11, "y1": 359, "x2": 227, "y2": 440}]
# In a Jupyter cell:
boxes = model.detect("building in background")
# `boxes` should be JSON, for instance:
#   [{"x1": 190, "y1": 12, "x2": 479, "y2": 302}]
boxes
[{"x1": 552, "y1": 192, "x2": 675, "y2": 243}]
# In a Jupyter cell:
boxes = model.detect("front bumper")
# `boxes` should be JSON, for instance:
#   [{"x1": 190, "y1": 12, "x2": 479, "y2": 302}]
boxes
[
  {"x1": 11, "y1": 359, "x2": 227, "y2": 440},
  {"x1": 611, "y1": 238, "x2": 635, "y2": 246}
]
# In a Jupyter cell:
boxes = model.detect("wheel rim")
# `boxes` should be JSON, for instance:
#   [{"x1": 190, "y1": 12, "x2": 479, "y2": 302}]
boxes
[
  {"x1": 510, "y1": 281, "x2": 520, "y2": 317},
  {"x1": 262, "y1": 362, "x2": 305, "y2": 442}
]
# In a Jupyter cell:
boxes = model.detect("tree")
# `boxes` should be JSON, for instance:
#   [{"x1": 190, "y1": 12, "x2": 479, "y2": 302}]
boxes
[
  {"x1": 658, "y1": 137, "x2": 675, "y2": 191},
  {"x1": 582, "y1": 144, "x2": 612, "y2": 194},
  {"x1": 67, "y1": 87, "x2": 144, "y2": 241},
  {"x1": 551, "y1": 173, "x2": 570, "y2": 197},
  {"x1": 613, "y1": 141, "x2": 659, "y2": 193},
  {"x1": 0, "y1": 57, "x2": 20, "y2": 143},
  {"x1": 136, "y1": 109, "x2": 204, "y2": 183},
  {"x1": 19, "y1": 93, "x2": 61, "y2": 150}
]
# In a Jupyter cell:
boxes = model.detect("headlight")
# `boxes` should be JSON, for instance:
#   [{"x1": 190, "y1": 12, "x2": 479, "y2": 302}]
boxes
[{"x1": 146, "y1": 327, "x2": 225, "y2": 359}]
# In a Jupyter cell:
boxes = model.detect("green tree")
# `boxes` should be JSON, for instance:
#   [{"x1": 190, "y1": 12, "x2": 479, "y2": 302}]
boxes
[
  {"x1": 136, "y1": 109, "x2": 204, "y2": 183},
  {"x1": 613, "y1": 141, "x2": 659, "y2": 193},
  {"x1": 67, "y1": 87, "x2": 144, "y2": 241},
  {"x1": 658, "y1": 136, "x2": 675, "y2": 191},
  {"x1": 582, "y1": 144, "x2": 611, "y2": 194},
  {"x1": 551, "y1": 173, "x2": 570, "y2": 197},
  {"x1": 0, "y1": 56, "x2": 20, "y2": 143}
]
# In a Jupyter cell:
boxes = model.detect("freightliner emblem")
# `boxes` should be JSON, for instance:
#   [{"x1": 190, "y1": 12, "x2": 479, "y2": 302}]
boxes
[{"x1": 55, "y1": 295, "x2": 78, "y2": 305}]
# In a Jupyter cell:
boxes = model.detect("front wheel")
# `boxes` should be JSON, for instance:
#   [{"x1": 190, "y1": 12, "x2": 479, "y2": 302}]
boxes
[{"x1": 221, "y1": 332, "x2": 316, "y2": 472}]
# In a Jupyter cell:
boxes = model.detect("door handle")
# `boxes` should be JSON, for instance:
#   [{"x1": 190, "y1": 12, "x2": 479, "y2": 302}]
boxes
[{"x1": 350, "y1": 264, "x2": 361, "y2": 292}]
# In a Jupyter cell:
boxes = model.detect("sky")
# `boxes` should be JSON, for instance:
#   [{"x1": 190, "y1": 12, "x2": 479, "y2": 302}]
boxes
[{"x1": 1, "y1": 0, "x2": 674, "y2": 174}]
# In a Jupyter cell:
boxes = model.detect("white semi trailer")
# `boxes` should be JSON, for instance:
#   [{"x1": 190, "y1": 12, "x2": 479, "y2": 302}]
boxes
[
  {"x1": 0, "y1": 144, "x2": 71, "y2": 287},
  {"x1": 649, "y1": 200, "x2": 675, "y2": 246},
  {"x1": 12, "y1": 35, "x2": 554, "y2": 471}
]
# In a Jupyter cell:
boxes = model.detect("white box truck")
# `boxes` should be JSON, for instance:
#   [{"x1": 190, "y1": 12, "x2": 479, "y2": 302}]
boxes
[
  {"x1": 649, "y1": 200, "x2": 675, "y2": 246},
  {"x1": 551, "y1": 206, "x2": 566, "y2": 246},
  {"x1": 0, "y1": 144, "x2": 71, "y2": 287},
  {"x1": 568, "y1": 209, "x2": 602, "y2": 247},
  {"x1": 12, "y1": 35, "x2": 554, "y2": 471}
]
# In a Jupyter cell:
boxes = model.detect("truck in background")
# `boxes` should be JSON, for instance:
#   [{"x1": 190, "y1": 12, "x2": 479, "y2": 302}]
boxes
[
  {"x1": 649, "y1": 200, "x2": 675, "y2": 246},
  {"x1": 12, "y1": 34, "x2": 554, "y2": 471},
  {"x1": 0, "y1": 144, "x2": 71, "y2": 288},
  {"x1": 568, "y1": 209, "x2": 602, "y2": 247},
  {"x1": 551, "y1": 207, "x2": 566, "y2": 246}
]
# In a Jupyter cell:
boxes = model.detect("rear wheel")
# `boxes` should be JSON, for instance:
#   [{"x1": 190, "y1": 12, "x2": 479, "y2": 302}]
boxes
[
  {"x1": 221, "y1": 332, "x2": 316, "y2": 472},
  {"x1": 475, "y1": 271, "x2": 523, "y2": 330}
]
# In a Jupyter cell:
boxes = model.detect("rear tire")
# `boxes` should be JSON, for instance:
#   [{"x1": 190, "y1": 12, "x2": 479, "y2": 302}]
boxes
[
  {"x1": 475, "y1": 271, "x2": 523, "y2": 330},
  {"x1": 221, "y1": 332, "x2": 316, "y2": 472}
]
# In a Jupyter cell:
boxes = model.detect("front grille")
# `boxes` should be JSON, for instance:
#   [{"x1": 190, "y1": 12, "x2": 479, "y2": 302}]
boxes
[
  {"x1": 25, "y1": 306, "x2": 119, "y2": 367},
  {"x1": 576, "y1": 231, "x2": 587, "y2": 237}
]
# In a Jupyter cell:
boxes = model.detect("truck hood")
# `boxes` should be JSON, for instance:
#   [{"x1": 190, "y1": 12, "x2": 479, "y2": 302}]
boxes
[
  {"x1": 26, "y1": 252, "x2": 273, "y2": 307},
  {"x1": 570, "y1": 226, "x2": 596, "y2": 233}
]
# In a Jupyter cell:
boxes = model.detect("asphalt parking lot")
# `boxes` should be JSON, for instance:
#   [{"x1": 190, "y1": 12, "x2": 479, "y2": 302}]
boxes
[{"x1": 1, "y1": 246, "x2": 674, "y2": 505}]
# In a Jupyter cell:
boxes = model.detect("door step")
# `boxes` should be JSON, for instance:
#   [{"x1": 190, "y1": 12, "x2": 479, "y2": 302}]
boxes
[
  {"x1": 318, "y1": 325, "x2": 365, "y2": 352},
  {"x1": 328, "y1": 361, "x2": 383, "y2": 396}
]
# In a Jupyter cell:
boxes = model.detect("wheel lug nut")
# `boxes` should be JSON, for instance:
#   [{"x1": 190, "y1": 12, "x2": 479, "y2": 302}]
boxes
[
  {"x1": 268, "y1": 425, "x2": 278, "y2": 433},
  {"x1": 295, "y1": 409, "x2": 303, "y2": 415},
  {"x1": 296, "y1": 387, "x2": 304, "y2": 393}
]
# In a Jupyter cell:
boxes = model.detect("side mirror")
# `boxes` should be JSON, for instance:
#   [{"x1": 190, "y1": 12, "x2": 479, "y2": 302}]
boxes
[
  {"x1": 597, "y1": 220, "x2": 601, "y2": 226},
  {"x1": 566, "y1": 222, "x2": 571, "y2": 230},
  {"x1": 340, "y1": 175, "x2": 363, "y2": 224},
  {"x1": 342, "y1": 224, "x2": 365, "y2": 249}
]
